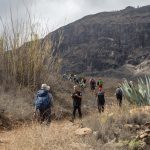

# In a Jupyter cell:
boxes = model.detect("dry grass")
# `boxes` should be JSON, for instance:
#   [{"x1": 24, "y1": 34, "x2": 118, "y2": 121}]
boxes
[
  {"x1": 0, "y1": 9, "x2": 57, "y2": 90},
  {"x1": 0, "y1": 79, "x2": 149, "y2": 150},
  {"x1": 82, "y1": 105, "x2": 150, "y2": 149},
  {"x1": 0, "y1": 76, "x2": 74, "y2": 125},
  {"x1": 0, "y1": 105, "x2": 149, "y2": 150},
  {"x1": 0, "y1": 6, "x2": 150, "y2": 150},
  {"x1": 0, "y1": 121, "x2": 92, "y2": 150},
  {"x1": 0, "y1": 87, "x2": 33, "y2": 121}
]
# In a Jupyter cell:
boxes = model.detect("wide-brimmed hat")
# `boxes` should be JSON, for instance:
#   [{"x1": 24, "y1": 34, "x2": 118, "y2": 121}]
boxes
[{"x1": 41, "y1": 84, "x2": 50, "y2": 91}]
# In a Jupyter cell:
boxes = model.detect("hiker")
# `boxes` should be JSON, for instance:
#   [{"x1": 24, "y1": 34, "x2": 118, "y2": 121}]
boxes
[
  {"x1": 129, "y1": 81, "x2": 133, "y2": 88},
  {"x1": 34, "y1": 84, "x2": 53, "y2": 124},
  {"x1": 68, "y1": 74, "x2": 72, "y2": 81},
  {"x1": 97, "y1": 88, "x2": 105, "y2": 113},
  {"x1": 97, "y1": 78, "x2": 103, "y2": 91},
  {"x1": 82, "y1": 77, "x2": 87, "y2": 85},
  {"x1": 90, "y1": 78, "x2": 96, "y2": 92},
  {"x1": 115, "y1": 86, "x2": 123, "y2": 107},
  {"x1": 70, "y1": 74, "x2": 74, "y2": 82},
  {"x1": 73, "y1": 75, "x2": 79, "y2": 84},
  {"x1": 80, "y1": 78, "x2": 86, "y2": 89},
  {"x1": 62, "y1": 74, "x2": 67, "y2": 80},
  {"x1": 71, "y1": 85, "x2": 82, "y2": 121}
]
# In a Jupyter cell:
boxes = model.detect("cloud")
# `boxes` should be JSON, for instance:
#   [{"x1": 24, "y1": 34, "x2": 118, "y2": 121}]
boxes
[
  {"x1": 0, "y1": 0, "x2": 31, "y2": 17},
  {"x1": 0, "y1": 0, "x2": 150, "y2": 36}
]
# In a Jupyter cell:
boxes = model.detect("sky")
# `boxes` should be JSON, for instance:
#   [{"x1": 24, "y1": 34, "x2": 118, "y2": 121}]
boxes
[{"x1": 0, "y1": 0, "x2": 150, "y2": 36}]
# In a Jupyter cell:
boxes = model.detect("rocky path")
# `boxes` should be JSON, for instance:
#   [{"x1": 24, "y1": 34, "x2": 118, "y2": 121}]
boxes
[{"x1": 0, "y1": 120, "x2": 93, "y2": 150}]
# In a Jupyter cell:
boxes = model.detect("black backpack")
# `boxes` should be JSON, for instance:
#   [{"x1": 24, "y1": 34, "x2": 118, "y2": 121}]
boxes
[{"x1": 116, "y1": 88, "x2": 123, "y2": 96}]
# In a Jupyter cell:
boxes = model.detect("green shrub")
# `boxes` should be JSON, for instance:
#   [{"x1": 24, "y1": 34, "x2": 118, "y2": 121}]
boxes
[
  {"x1": 128, "y1": 139, "x2": 141, "y2": 150},
  {"x1": 122, "y1": 76, "x2": 150, "y2": 106}
]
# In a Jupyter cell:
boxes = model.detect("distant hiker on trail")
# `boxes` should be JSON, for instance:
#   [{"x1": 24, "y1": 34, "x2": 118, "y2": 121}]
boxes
[
  {"x1": 62, "y1": 74, "x2": 68, "y2": 80},
  {"x1": 115, "y1": 86, "x2": 123, "y2": 107},
  {"x1": 71, "y1": 85, "x2": 82, "y2": 122},
  {"x1": 70, "y1": 74, "x2": 75, "y2": 81},
  {"x1": 34, "y1": 84, "x2": 53, "y2": 124},
  {"x1": 129, "y1": 81, "x2": 134, "y2": 88},
  {"x1": 79, "y1": 77, "x2": 86, "y2": 90},
  {"x1": 82, "y1": 77, "x2": 87, "y2": 85},
  {"x1": 97, "y1": 78, "x2": 103, "y2": 91},
  {"x1": 97, "y1": 88, "x2": 105, "y2": 113},
  {"x1": 73, "y1": 75, "x2": 79, "y2": 84},
  {"x1": 90, "y1": 78, "x2": 96, "y2": 92}
]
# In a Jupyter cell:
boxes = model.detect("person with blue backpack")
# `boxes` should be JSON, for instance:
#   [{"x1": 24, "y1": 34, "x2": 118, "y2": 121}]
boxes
[{"x1": 34, "y1": 84, "x2": 53, "y2": 124}]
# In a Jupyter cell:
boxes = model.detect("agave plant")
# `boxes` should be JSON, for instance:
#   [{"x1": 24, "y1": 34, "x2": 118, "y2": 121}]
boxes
[{"x1": 122, "y1": 76, "x2": 150, "y2": 106}]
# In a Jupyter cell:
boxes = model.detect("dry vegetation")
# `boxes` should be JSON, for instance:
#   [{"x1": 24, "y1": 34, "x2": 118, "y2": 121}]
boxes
[
  {"x1": 0, "y1": 74, "x2": 149, "y2": 150},
  {"x1": 0, "y1": 12, "x2": 74, "y2": 125},
  {"x1": 0, "y1": 10, "x2": 150, "y2": 150},
  {"x1": 0, "y1": 121, "x2": 91, "y2": 150},
  {"x1": 0, "y1": 104, "x2": 149, "y2": 150}
]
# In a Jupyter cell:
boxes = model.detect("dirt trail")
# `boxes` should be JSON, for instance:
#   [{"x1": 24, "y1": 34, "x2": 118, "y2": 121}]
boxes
[
  {"x1": 0, "y1": 78, "x2": 120, "y2": 150},
  {"x1": 0, "y1": 120, "x2": 93, "y2": 150},
  {"x1": 0, "y1": 104, "x2": 120, "y2": 150}
]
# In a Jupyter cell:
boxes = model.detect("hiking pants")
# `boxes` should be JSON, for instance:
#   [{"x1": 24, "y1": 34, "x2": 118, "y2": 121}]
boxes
[
  {"x1": 98, "y1": 104, "x2": 104, "y2": 113},
  {"x1": 73, "y1": 106, "x2": 82, "y2": 119},
  {"x1": 90, "y1": 85, "x2": 96, "y2": 90},
  {"x1": 116, "y1": 95, "x2": 122, "y2": 107},
  {"x1": 97, "y1": 98, "x2": 105, "y2": 113},
  {"x1": 40, "y1": 108, "x2": 51, "y2": 124}
]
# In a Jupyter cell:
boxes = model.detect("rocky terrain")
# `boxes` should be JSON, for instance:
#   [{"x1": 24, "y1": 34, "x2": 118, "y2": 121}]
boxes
[
  {"x1": 40, "y1": 5, "x2": 150, "y2": 77},
  {"x1": 0, "y1": 74, "x2": 149, "y2": 150},
  {"x1": 0, "y1": 3, "x2": 150, "y2": 150}
]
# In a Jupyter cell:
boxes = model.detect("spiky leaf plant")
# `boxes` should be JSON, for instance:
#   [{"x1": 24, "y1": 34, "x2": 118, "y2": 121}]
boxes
[{"x1": 122, "y1": 76, "x2": 150, "y2": 106}]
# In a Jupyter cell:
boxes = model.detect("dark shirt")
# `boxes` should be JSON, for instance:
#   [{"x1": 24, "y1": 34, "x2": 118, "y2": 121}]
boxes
[
  {"x1": 97, "y1": 91, "x2": 105, "y2": 105},
  {"x1": 72, "y1": 91, "x2": 82, "y2": 107},
  {"x1": 90, "y1": 79, "x2": 96, "y2": 87}
]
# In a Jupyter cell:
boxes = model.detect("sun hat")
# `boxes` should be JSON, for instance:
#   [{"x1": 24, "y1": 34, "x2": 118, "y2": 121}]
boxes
[{"x1": 41, "y1": 84, "x2": 50, "y2": 91}]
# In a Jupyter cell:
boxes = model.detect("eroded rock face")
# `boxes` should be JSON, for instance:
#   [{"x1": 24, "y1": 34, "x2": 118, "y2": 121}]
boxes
[{"x1": 44, "y1": 6, "x2": 150, "y2": 75}]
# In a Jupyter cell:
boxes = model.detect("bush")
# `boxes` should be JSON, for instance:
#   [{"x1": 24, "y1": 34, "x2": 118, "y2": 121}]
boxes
[{"x1": 122, "y1": 76, "x2": 150, "y2": 106}]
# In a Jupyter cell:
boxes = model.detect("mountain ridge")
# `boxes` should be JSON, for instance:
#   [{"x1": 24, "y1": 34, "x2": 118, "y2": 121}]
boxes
[{"x1": 40, "y1": 5, "x2": 150, "y2": 77}]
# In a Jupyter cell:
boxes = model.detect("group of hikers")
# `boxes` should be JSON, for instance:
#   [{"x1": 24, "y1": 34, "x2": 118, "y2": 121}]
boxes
[
  {"x1": 33, "y1": 77, "x2": 124, "y2": 124},
  {"x1": 63, "y1": 73, "x2": 87, "y2": 89}
]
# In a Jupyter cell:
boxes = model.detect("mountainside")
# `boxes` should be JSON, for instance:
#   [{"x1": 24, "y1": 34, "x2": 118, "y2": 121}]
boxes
[{"x1": 43, "y1": 5, "x2": 150, "y2": 76}]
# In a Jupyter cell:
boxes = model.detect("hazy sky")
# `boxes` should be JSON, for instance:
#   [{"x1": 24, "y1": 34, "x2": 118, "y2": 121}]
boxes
[{"x1": 0, "y1": 0, "x2": 150, "y2": 35}]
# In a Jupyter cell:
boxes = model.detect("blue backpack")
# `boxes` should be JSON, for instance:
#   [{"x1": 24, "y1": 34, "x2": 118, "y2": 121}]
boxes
[{"x1": 35, "y1": 90, "x2": 50, "y2": 111}]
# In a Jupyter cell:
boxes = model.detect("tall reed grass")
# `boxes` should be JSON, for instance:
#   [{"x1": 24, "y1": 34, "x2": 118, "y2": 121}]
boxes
[{"x1": 0, "y1": 12, "x2": 53, "y2": 90}]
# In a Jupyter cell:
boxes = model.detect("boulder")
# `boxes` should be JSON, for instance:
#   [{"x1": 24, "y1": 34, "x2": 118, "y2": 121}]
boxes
[
  {"x1": 75, "y1": 127, "x2": 92, "y2": 136},
  {"x1": 138, "y1": 142, "x2": 148, "y2": 150},
  {"x1": 142, "y1": 137, "x2": 150, "y2": 145},
  {"x1": 134, "y1": 125, "x2": 140, "y2": 130},
  {"x1": 145, "y1": 129, "x2": 150, "y2": 134},
  {"x1": 144, "y1": 122, "x2": 150, "y2": 129},
  {"x1": 140, "y1": 133, "x2": 149, "y2": 139},
  {"x1": 124, "y1": 124, "x2": 134, "y2": 130}
]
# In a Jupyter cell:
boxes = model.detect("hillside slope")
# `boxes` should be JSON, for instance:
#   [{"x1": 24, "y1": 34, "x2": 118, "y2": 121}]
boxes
[{"x1": 42, "y1": 5, "x2": 150, "y2": 76}]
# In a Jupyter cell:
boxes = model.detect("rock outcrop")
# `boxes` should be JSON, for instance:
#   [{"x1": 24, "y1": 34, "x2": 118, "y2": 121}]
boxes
[{"x1": 43, "y1": 5, "x2": 150, "y2": 76}]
